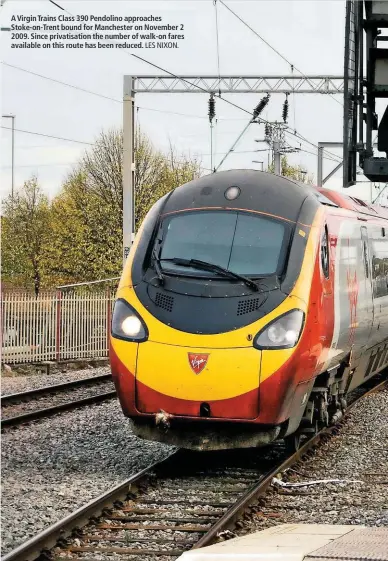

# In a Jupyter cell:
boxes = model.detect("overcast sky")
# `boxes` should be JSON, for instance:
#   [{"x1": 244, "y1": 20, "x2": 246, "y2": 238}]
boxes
[{"x1": 1, "y1": 0, "x2": 387, "y2": 204}]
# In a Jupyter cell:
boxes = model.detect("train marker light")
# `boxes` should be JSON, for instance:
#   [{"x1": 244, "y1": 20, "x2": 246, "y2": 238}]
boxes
[{"x1": 225, "y1": 186, "x2": 240, "y2": 200}]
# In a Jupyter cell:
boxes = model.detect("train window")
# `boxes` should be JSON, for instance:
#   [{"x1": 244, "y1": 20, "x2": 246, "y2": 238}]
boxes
[
  {"x1": 313, "y1": 192, "x2": 338, "y2": 207},
  {"x1": 320, "y1": 226, "x2": 329, "y2": 278},
  {"x1": 371, "y1": 238, "x2": 388, "y2": 299},
  {"x1": 158, "y1": 210, "x2": 288, "y2": 277}
]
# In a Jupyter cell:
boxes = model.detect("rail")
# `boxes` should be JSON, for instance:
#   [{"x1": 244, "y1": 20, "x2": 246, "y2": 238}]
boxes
[
  {"x1": 2, "y1": 375, "x2": 386, "y2": 561},
  {"x1": 1, "y1": 374, "x2": 116, "y2": 429}
]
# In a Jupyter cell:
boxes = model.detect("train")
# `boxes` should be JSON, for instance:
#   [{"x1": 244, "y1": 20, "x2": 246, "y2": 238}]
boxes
[{"x1": 109, "y1": 170, "x2": 388, "y2": 451}]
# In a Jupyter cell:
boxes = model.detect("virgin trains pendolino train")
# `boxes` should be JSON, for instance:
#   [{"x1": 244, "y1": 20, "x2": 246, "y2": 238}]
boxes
[{"x1": 109, "y1": 170, "x2": 388, "y2": 451}]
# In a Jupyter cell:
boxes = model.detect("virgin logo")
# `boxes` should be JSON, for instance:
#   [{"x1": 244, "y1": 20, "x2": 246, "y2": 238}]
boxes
[{"x1": 188, "y1": 353, "x2": 209, "y2": 374}]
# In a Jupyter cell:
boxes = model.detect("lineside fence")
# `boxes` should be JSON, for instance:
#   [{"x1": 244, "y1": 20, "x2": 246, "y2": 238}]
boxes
[{"x1": 1, "y1": 288, "x2": 117, "y2": 365}]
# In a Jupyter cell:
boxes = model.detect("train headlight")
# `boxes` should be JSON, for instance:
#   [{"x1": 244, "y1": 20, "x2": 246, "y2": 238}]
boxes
[
  {"x1": 111, "y1": 299, "x2": 148, "y2": 342},
  {"x1": 253, "y1": 309, "x2": 304, "y2": 350}
]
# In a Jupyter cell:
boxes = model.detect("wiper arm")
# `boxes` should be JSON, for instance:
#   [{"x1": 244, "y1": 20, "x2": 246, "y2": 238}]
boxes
[
  {"x1": 169, "y1": 258, "x2": 260, "y2": 292},
  {"x1": 152, "y1": 246, "x2": 165, "y2": 285}
]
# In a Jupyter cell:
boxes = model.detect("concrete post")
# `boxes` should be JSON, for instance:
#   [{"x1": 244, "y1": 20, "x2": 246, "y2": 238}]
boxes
[
  {"x1": 273, "y1": 141, "x2": 281, "y2": 175},
  {"x1": 123, "y1": 76, "x2": 135, "y2": 264},
  {"x1": 317, "y1": 144, "x2": 324, "y2": 186}
]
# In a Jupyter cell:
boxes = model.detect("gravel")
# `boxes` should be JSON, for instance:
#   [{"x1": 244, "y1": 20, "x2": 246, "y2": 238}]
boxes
[
  {"x1": 2, "y1": 380, "x2": 386, "y2": 557},
  {"x1": 1, "y1": 365, "x2": 111, "y2": 396},
  {"x1": 1, "y1": 399, "x2": 173, "y2": 555},
  {"x1": 237, "y1": 388, "x2": 388, "y2": 535},
  {"x1": 1, "y1": 379, "x2": 115, "y2": 419}
]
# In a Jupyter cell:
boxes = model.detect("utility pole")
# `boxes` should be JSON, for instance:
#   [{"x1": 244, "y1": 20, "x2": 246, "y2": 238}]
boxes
[
  {"x1": 256, "y1": 121, "x2": 299, "y2": 176},
  {"x1": 123, "y1": 77, "x2": 135, "y2": 264},
  {"x1": 2, "y1": 114, "x2": 15, "y2": 198},
  {"x1": 273, "y1": 141, "x2": 281, "y2": 175}
]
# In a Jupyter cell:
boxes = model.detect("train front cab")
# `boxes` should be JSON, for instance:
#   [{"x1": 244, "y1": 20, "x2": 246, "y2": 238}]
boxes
[{"x1": 110, "y1": 173, "x2": 330, "y2": 450}]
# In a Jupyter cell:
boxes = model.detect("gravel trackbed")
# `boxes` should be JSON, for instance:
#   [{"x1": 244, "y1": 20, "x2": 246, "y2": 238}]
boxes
[
  {"x1": 2, "y1": 374, "x2": 386, "y2": 556},
  {"x1": 1, "y1": 398, "x2": 173, "y2": 555},
  {"x1": 236, "y1": 388, "x2": 388, "y2": 535}
]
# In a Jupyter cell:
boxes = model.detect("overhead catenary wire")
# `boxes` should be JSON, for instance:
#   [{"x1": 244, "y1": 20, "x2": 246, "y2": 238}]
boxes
[
  {"x1": 1, "y1": 1, "x2": 344, "y2": 188},
  {"x1": 2, "y1": 62, "x2": 122, "y2": 103},
  {"x1": 212, "y1": 0, "x2": 222, "y2": 172},
  {"x1": 131, "y1": 53, "x2": 253, "y2": 118},
  {"x1": 9, "y1": 0, "x2": 341, "y2": 154},
  {"x1": 372, "y1": 183, "x2": 388, "y2": 204},
  {"x1": 3, "y1": 52, "x2": 341, "y2": 174},
  {"x1": 3, "y1": 60, "x2": 338, "y2": 159},
  {"x1": 47, "y1": 0, "x2": 73, "y2": 17},
  {"x1": 0, "y1": 59, "x2": 313, "y2": 126},
  {"x1": 291, "y1": 146, "x2": 344, "y2": 164},
  {"x1": 214, "y1": 0, "x2": 222, "y2": 97},
  {"x1": 48, "y1": 0, "x2": 64, "y2": 10},
  {"x1": 215, "y1": 94, "x2": 273, "y2": 171},
  {"x1": 1, "y1": 126, "x2": 93, "y2": 145},
  {"x1": 1, "y1": 162, "x2": 77, "y2": 169},
  {"x1": 218, "y1": 0, "x2": 343, "y2": 108},
  {"x1": 291, "y1": 65, "x2": 297, "y2": 130},
  {"x1": 214, "y1": 121, "x2": 253, "y2": 171},
  {"x1": 131, "y1": 53, "x2": 343, "y2": 166},
  {"x1": 1, "y1": 63, "x2": 246, "y2": 122},
  {"x1": 284, "y1": 129, "x2": 343, "y2": 163}
]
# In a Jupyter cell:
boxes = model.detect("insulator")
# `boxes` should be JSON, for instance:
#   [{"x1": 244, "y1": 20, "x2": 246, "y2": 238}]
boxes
[
  {"x1": 282, "y1": 96, "x2": 289, "y2": 123},
  {"x1": 265, "y1": 123, "x2": 271, "y2": 139},
  {"x1": 253, "y1": 93, "x2": 270, "y2": 119},
  {"x1": 208, "y1": 94, "x2": 216, "y2": 123}
]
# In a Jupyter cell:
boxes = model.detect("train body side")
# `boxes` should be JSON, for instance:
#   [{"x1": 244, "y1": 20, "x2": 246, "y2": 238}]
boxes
[{"x1": 322, "y1": 203, "x2": 388, "y2": 390}]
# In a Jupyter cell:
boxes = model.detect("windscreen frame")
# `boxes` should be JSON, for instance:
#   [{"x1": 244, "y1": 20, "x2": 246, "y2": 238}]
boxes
[{"x1": 151, "y1": 208, "x2": 294, "y2": 280}]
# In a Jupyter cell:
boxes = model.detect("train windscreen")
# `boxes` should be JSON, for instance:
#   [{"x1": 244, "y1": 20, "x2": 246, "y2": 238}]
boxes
[{"x1": 158, "y1": 210, "x2": 288, "y2": 277}]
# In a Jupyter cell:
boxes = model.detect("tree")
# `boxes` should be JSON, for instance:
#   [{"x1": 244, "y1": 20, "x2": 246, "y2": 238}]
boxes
[
  {"x1": 79, "y1": 127, "x2": 201, "y2": 229},
  {"x1": 46, "y1": 171, "x2": 122, "y2": 285},
  {"x1": 1, "y1": 177, "x2": 51, "y2": 295},
  {"x1": 45, "y1": 128, "x2": 202, "y2": 285},
  {"x1": 269, "y1": 156, "x2": 314, "y2": 183}
]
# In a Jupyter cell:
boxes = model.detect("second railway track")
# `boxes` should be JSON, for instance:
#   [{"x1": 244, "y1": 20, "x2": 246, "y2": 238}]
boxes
[
  {"x1": 1, "y1": 374, "x2": 116, "y2": 429},
  {"x1": 3, "y1": 375, "x2": 386, "y2": 561}
]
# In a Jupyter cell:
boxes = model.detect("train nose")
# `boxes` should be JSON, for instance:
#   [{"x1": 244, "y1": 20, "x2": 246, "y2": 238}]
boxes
[{"x1": 134, "y1": 342, "x2": 261, "y2": 420}]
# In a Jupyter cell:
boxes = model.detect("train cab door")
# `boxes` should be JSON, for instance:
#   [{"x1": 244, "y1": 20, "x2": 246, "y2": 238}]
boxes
[
  {"x1": 355, "y1": 226, "x2": 374, "y2": 358},
  {"x1": 320, "y1": 224, "x2": 333, "y2": 341}
]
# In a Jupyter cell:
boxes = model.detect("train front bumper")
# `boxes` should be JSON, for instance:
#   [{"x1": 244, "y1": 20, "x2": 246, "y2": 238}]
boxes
[{"x1": 130, "y1": 417, "x2": 282, "y2": 451}]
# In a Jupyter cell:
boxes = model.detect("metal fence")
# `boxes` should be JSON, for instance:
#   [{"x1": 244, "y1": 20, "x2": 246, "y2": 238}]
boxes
[{"x1": 1, "y1": 291, "x2": 115, "y2": 364}]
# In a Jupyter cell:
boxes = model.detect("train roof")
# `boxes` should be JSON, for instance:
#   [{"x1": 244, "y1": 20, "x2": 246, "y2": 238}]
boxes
[
  {"x1": 317, "y1": 186, "x2": 388, "y2": 220},
  {"x1": 164, "y1": 170, "x2": 319, "y2": 224},
  {"x1": 164, "y1": 170, "x2": 388, "y2": 223}
]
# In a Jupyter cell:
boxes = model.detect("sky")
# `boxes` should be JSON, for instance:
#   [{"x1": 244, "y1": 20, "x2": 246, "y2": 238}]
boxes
[{"x1": 1, "y1": 0, "x2": 387, "y2": 205}]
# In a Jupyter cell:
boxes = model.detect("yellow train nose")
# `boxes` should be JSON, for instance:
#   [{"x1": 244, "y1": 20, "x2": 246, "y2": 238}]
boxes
[{"x1": 135, "y1": 341, "x2": 261, "y2": 419}]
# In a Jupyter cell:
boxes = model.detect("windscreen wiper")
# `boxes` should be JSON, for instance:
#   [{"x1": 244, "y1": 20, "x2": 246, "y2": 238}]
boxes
[
  {"x1": 152, "y1": 246, "x2": 165, "y2": 285},
  {"x1": 165, "y1": 258, "x2": 261, "y2": 292}
]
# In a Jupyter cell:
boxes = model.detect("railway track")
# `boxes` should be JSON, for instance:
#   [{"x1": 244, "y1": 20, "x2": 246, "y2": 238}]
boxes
[
  {"x1": 2, "y1": 375, "x2": 386, "y2": 561},
  {"x1": 1, "y1": 374, "x2": 116, "y2": 429}
]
